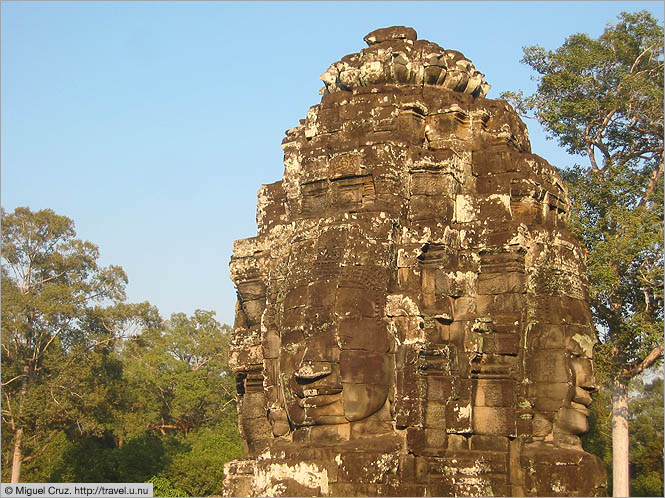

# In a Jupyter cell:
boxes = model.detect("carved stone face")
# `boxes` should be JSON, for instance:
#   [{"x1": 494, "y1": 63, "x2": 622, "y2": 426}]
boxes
[
  {"x1": 557, "y1": 328, "x2": 598, "y2": 435},
  {"x1": 277, "y1": 227, "x2": 394, "y2": 429},
  {"x1": 529, "y1": 315, "x2": 598, "y2": 443},
  {"x1": 279, "y1": 312, "x2": 393, "y2": 427}
]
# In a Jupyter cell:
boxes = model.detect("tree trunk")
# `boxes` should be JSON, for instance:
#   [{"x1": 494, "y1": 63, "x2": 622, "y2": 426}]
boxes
[
  {"x1": 11, "y1": 426, "x2": 24, "y2": 483},
  {"x1": 10, "y1": 364, "x2": 30, "y2": 483},
  {"x1": 612, "y1": 378, "x2": 630, "y2": 497}
]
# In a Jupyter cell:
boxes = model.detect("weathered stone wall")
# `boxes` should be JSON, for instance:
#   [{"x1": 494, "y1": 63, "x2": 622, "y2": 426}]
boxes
[{"x1": 224, "y1": 26, "x2": 607, "y2": 497}]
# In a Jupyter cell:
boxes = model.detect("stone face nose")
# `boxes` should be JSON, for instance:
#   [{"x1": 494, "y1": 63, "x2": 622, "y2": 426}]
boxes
[{"x1": 572, "y1": 356, "x2": 598, "y2": 392}]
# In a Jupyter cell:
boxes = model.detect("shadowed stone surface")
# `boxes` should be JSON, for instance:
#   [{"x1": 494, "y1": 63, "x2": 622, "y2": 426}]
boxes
[{"x1": 223, "y1": 27, "x2": 607, "y2": 497}]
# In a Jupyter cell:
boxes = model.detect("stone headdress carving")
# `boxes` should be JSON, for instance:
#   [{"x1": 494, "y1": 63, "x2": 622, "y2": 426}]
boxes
[{"x1": 320, "y1": 26, "x2": 490, "y2": 98}]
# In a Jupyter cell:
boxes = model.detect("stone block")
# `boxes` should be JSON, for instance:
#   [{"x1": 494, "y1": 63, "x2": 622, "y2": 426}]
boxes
[
  {"x1": 473, "y1": 378, "x2": 515, "y2": 407},
  {"x1": 483, "y1": 333, "x2": 521, "y2": 355},
  {"x1": 526, "y1": 351, "x2": 569, "y2": 383},
  {"x1": 340, "y1": 351, "x2": 391, "y2": 384},
  {"x1": 338, "y1": 317, "x2": 390, "y2": 352},
  {"x1": 410, "y1": 171, "x2": 458, "y2": 196},
  {"x1": 339, "y1": 452, "x2": 400, "y2": 484},
  {"x1": 406, "y1": 427, "x2": 427, "y2": 454},
  {"x1": 477, "y1": 271, "x2": 526, "y2": 294},
  {"x1": 445, "y1": 400, "x2": 472, "y2": 433},
  {"x1": 424, "y1": 400, "x2": 446, "y2": 427},
  {"x1": 426, "y1": 375, "x2": 455, "y2": 401},
  {"x1": 424, "y1": 427, "x2": 447, "y2": 448},
  {"x1": 473, "y1": 406, "x2": 516, "y2": 436},
  {"x1": 447, "y1": 433, "x2": 469, "y2": 450},
  {"x1": 229, "y1": 344, "x2": 263, "y2": 371},
  {"x1": 470, "y1": 434, "x2": 510, "y2": 452},
  {"x1": 476, "y1": 173, "x2": 512, "y2": 194},
  {"x1": 409, "y1": 194, "x2": 454, "y2": 222},
  {"x1": 335, "y1": 287, "x2": 380, "y2": 317},
  {"x1": 477, "y1": 293, "x2": 524, "y2": 314},
  {"x1": 260, "y1": 328, "x2": 280, "y2": 358},
  {"x1": 472, "y1": 149, "x2": 512, "y2": 176}
]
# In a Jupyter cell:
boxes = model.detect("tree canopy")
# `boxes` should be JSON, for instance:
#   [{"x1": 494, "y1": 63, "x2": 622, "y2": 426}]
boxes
[
  {"x1": 1, "y1": 207, "x2": 242, "y2": 494},
  {"x1": 1, "y1": 207, "x2": 145, "y2": 482}
]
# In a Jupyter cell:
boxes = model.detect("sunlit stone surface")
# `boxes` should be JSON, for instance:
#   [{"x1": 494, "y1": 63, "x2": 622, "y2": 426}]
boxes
[{"x1": 223, "y1": 26, "x2": 607, "y2": 497}]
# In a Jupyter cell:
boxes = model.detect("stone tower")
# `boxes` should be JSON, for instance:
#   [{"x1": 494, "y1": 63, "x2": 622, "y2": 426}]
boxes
[{"x1": 224, "y1": 26, "x2": 607, "y2": 497}]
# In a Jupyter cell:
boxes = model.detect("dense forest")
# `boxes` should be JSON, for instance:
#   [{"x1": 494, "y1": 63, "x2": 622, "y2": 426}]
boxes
[{"x1": 1, "y1": 207, "x2": 242, "y2": 496}]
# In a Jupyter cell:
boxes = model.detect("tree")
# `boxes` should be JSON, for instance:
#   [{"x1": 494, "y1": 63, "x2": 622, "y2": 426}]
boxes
[
  {"x1": 159, "y1": 420, "x2": 242, "y2": 496},
  {"x1": 119, "y1": 310, "x2": 238, "y2": 438},
  {"x1": 503, "y1": 11, "x2": 664, "y2": 496},
  {"x1": 118, "y1": 310, "x2": 242, "y2": 496},
  {"x1": 148, "y1": 476, "x2": 187, "y2": 498},
  {"x1": 1, "y1": 207, "x2": 153, "y2": 482}
]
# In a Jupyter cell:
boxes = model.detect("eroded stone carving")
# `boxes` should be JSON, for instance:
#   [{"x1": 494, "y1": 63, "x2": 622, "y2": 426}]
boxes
[
  {"x1": 224, "y1": 26, "x2": 607, "y2": 497},
  {"x1": 319, "y1": 26, "x2": 490, "y2": 98}
]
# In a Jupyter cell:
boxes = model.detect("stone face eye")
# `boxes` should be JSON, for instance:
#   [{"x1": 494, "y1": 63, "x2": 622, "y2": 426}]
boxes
[{"x1": 280, "y1": 330, "x2": 305, "y2": 352}]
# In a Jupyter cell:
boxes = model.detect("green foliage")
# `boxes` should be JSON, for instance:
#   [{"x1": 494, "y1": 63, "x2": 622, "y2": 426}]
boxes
[
  {"x1": 560, "y1": 164, "x2": 663, "y2": 381},
  {"x1": 629, "y1": 377, "x2": 664, "y2": 496},
  {"x1": 46, "y1": 434, "x2": 166, "y2": 483},
  {"x1": 1, "y1": 207, "x2": 154, "y2": 481},
  {"x1": 10, "y1": 309, "x2": 243, "y2": 491},
  {"x1": 1, "y1": 207, "x2": 242, "y2": 493},
  {"x1": 504, "y1": 11, "x2": 663, "y2": 165},
  {"x1": 11, "y1": 422, "x2": 242, "y2": 494},
  {"x1": 119, "y1": 310, "x2": 237, "y2": 436},
  {"x1": 6, "y1": 431, "x2": 74, "y2": 483},
  {"x1": 158, "y1": 420, "x2": 243, "y2": 497},
  {"x1": 148, "y1": 476, "x2": 187, "y2": 498}
]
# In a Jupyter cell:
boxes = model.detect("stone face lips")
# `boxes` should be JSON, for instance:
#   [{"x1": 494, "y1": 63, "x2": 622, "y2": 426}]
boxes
[{"x1": 224, "y1": 26, "x2": 607, "y2": 497}]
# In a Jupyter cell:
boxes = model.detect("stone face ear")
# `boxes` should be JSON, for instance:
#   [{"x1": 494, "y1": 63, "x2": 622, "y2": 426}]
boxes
[{"x1": 225, "y1": 26, "x2": 606, "y2": 498}]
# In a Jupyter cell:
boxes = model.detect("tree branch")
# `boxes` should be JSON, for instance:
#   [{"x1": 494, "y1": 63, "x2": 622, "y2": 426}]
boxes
[
  {"x1": 2, "y1": 374, "x2": 27, "y2": 387},
  {"x1": 21, "y1": 443, "x2": 50, "y2": 463},
  {"x1": 639, "y1": 160, "x2": 664, "y2": 206},
  {"x1": 151, "y1": 423, "x2": 186, "y2": 431},
  {"x1": 29, "y1": 270, "x2": 69, "y2": 290},
  {"x1": 3, "y1": 391, "x2": 16, "y2": 430},
  {"x1": 623, "y1": 343, "x2": 665, "y2": 378},
  {"x1": 584, "y1": 123, "x2": 601, "y2": 172},
  {"x1": 630, "y1": 43, "x2": 659, "y2": 74}
]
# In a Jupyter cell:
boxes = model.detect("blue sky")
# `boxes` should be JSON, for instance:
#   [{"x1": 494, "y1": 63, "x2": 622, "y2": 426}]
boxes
[{"x1": 2, "y1": 1, "x2": 663, "y2": 327}]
